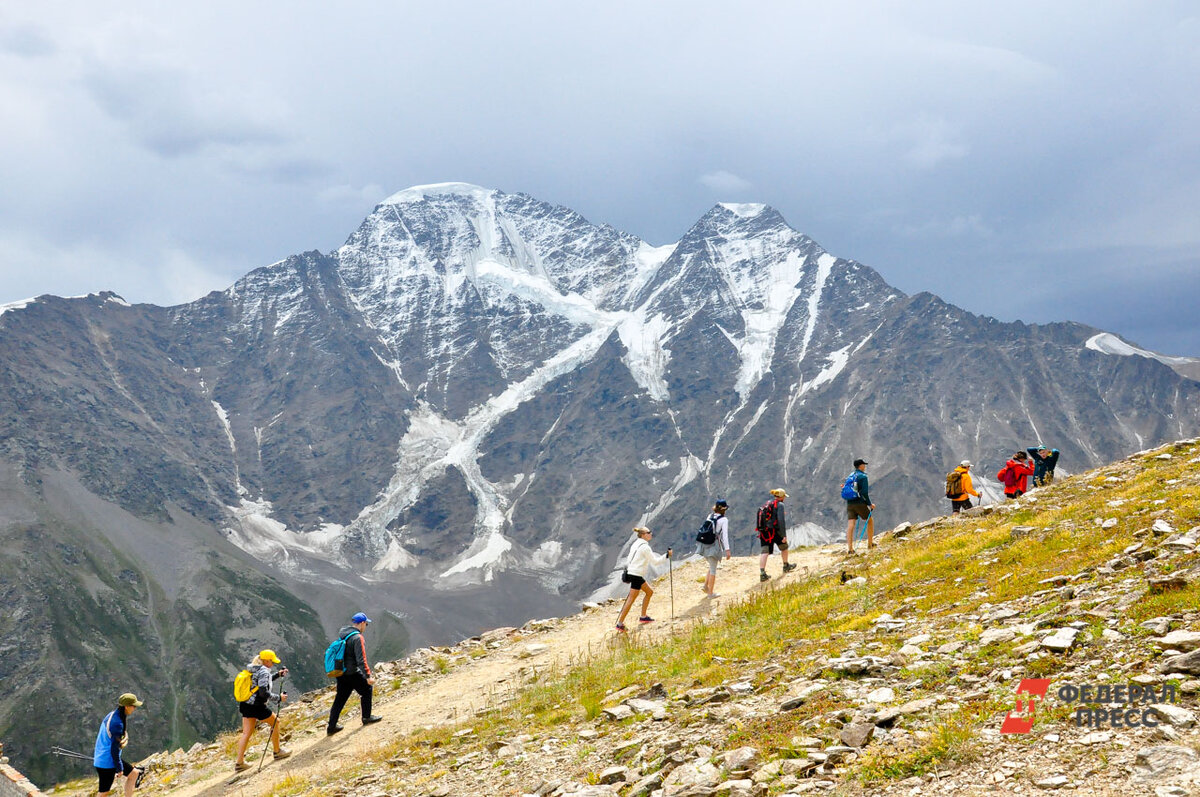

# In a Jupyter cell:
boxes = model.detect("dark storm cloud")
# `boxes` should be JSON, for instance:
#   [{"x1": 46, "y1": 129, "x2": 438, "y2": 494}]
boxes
[{"x1": 0, "y1": 1, "x2": 1197, "y2": 356}]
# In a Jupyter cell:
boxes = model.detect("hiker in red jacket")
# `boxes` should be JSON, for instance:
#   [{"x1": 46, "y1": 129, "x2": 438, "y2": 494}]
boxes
[{"x1": 999, "y1": 451, "x2": 1035, "y2": 499}]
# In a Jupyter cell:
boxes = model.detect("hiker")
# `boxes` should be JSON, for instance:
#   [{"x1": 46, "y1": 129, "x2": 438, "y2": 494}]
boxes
[
  {"x1": 327, "y1": 613, "x2": 383, "y2": 734},
  {"x1": 757, "y1": 488, "x2": 796, "y2": 581},
  {"x1": 843, "y1": 459, "x2": 876, "y2": 553},
  {"x1": 93, "y1": 693, "x2": 144, "y2": 797},
  {"x1": 946, "y1": 460, "x2": 980, "y2": 513},
  {"x1": 1027, "y1": 445, "x2": 1061, "y2": 487},
  {"x1": 695, "y1": 498, "x2": 732, "y2": 598},
  {"x1": 234, "y1": 650, "x2": 290, "y2": 771},
  {"x1": 615, "y1": 527, "x2": 671, "y2": 631},
  {"x1": 999, "y1": 451, "x2": 1035, "y2": 499}
]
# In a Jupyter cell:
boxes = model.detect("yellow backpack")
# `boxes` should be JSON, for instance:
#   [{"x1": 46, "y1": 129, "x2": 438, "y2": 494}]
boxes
[{"x1": 233, "y1": 669, "x2": 259, "y2": 703}]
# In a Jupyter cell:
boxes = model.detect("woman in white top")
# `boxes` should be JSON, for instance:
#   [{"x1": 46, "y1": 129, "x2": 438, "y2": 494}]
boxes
[
  {"x1": 615, "y1": 527, "x2": 671, "y2": 632},
  {"x1": 695, "y1": 499, "x2": 732, "y2": 598}
]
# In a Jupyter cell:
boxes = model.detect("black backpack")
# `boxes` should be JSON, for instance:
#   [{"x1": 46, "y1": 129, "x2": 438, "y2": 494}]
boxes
[
  {"x1": 696, "y1": 513, "x2": 720, "y2": 545},
  {"x1": 756, "y1": 500, "x2": 778, "y2": 542}
]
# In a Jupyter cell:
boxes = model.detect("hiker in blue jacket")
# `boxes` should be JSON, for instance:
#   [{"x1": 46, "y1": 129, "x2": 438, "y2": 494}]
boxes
[
  {"x1": 327, "y1": 612, "x2": 383, "y2": 734},
  {"x1": 844, "y1": 459, "x2": 876, "y2": 554},
  {"x1": 1027, "y1": 445, "x2": 1060, "y2": 487},
  {"x1": 93, "y1": 693, "x2": 144, "y2": 797}
]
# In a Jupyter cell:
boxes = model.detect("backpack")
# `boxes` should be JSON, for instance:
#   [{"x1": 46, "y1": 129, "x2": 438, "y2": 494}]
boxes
[
  {"x1": 756, "y1": 500, "x2": 778, "y2": 542},
  {"x1": 324, "y1": 630, "x2": 361, "y2": 678},
  {"x1": 233, "y1": 668, "x2": 258, "y2": 703},
  {"x1": 945, "y1": 470, "x2": 964, "y2": 499},
  {"x1": 696, "y1": 513, "x2": 720, "y2": 545},
  {"x1": 840, "y1": 472, "x2": 861, "y2": 501},
  {"x1": 997, "y1": 464, "x2": 1018, "y2": 489}
]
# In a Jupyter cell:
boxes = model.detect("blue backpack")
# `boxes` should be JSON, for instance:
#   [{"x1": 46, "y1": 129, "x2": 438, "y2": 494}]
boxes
[
  {"x1": 840, "y1": 472, "x2": 861, "y2": 501},
  {"x1": 324, "y1": 630, "x2": 360, "y2": 678}
]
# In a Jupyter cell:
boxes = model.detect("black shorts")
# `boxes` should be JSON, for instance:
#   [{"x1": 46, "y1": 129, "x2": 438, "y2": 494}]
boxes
[
  {"x1": 1005, "y1": 490, "x2": 1025, "y2": 499},
  {"x1": 625, "y1": 574, "x2": 646, "y2": 590},
  {"x1": 846, "y1": 502, "x2": 871, "y2": 520},
  {"x1": 759, "y1": 537, "x2": 788, "y2": 554},
  {"x1": 951, "y1": 499, "x2": 973, "y2": 513},
  {"x1": 239, "y1": 700, "x2": 274, "y2": 721},
  {"x1": 97, "y1": 762, "x2": 134, "y2": 792}
]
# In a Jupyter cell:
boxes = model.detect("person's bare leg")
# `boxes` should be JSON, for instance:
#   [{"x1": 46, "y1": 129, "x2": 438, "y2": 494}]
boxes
[
  {"x1": 781, "y1": 548, "x2": 789, "y2": 565},
  {"x1": 846, "y1": 519, "x2": 856, "y2": 552},
  {"x1": 704, "y1": 572, "x2": 715, "y2": 595},
  {"x1": 266, "y1": 715, "x2": 281, "y2": 752},
  {"x1": 123, "y1": 767, "x2": 137, "y2": 797},
  {"x1": 235, "y1": 717, "x2": 256, "y2": 766},
  {"x1": 616, "y1": 589, "x2": 638, "y2": 626},
  {"x1": 867, "y1": 517, "x2": 876, "y2": 548},
  {"x1": 758, "y1": 552, "x2": 768, "y2": 571},
  {"x1": 640, "y1": 584, "x2": 654, "y2": 616}
]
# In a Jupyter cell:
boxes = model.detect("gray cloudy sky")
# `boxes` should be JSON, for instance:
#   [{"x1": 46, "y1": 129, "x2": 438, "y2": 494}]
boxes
[{"x1": 2, "y1": 2, "x2": 1198, "y2": 354}]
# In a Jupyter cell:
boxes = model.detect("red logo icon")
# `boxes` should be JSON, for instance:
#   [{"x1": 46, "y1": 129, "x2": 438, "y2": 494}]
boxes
[{"x1": 1001, "y1": 679, "x2": 1052, "y2": 734}]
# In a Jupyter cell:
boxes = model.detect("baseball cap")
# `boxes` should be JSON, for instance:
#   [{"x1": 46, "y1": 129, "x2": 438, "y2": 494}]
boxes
[
  {"x1": 259, "y1": 650, "x2": 281, "y2": 665},
  {"x1": 770, "y1": 488, "x2": 788, "y2": 498},
  {"x1": 714, "y1": 498, "x2": 728, "y2": 508},
  {"x1": 960, "y1": 460, "x2": 972, "y2": 468},
  {"x1": 853, "y1": 459, "x2": 868, "y2": 467},
  {"x1": 118, "y1": 693, "x2": 143, "y2": 707},
  {"x1": 351, "y1": 612, "x2": 372, "y2": 624}
]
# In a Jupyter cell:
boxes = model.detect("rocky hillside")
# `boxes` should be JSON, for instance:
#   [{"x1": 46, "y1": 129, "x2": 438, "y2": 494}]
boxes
[{"x1": 43, "y1": 438, "x2": 1200, "y2": 797}]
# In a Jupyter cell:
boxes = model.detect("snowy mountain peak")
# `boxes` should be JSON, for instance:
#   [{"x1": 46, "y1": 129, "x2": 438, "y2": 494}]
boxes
[
  {"x1": 719, "y1": 202, "x2": 768, "y2": 218},
  {"x1": 380, "y1": 182, "x2": 497, "y2": 205}
]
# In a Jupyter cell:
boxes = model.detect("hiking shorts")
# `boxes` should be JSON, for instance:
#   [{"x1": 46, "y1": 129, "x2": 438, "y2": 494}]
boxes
[
  {"x1": 846, "y1": 502, "x2": 871, "y2": 520},
  {"x1": 1005, "y1": 490, "x2": 1024, "y2": 499},
  {"x1": 96, "y1": 762, "x2": 135, "y2": 792},
  {"x1": 239, "y1": 700, "x2": 274, "y2": 721},
  {"x1": 624, "y1": 574, "x2": 646, "y2": 590},
  {"x1": 951, "y1": 499, "x2": 973, "y2": 513},
  {"x1": 705, "y1": 555, "x2": 720, "y2": 576},
  {"x1": 759, "y1": 537, "x2": 788, "y2": 555}
]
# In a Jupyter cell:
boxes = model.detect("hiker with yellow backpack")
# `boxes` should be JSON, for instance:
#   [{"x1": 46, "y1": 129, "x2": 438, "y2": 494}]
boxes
[
  {"x1": 945, "y1": 460, "x2": 980, "y2": 513},
  {"x1": 233, "y1": 650, "x2": 289, "y2": 772}
]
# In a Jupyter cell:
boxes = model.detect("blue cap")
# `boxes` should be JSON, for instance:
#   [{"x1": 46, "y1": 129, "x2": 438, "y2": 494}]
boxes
[
  {"x1": 352, "y1": 612, "x2": 372, "y2": 624},
  {"x1": 715, "y1": 498, "x2": 728, "y2": 507}
]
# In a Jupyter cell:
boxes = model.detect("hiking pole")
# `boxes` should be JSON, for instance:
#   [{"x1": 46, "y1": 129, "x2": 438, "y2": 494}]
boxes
[
  {"x1": 668, "y1": 551, "x2": 675, "y2": 621},
  {"x1": 256, "y1": 675, "x2": 286, "y2": 774},
  {"x1": 49, "y1": 746, "x2": 93, "y2": 761}
]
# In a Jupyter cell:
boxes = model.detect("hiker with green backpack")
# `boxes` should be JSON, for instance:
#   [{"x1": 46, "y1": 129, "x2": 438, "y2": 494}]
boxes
[
  {"x1": 326, "y1": 612, "x2": 382, "y2": 734},
  {"x1": 233, "y1": 650, "x2": 289, "y2": 771},
  {"x1": 946, "y1": 460, "x2": 980, "y2": 513}
]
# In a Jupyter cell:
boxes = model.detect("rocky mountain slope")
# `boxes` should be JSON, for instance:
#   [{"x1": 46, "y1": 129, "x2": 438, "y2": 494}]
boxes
[
  {"x1": 43, "y1": 437, "x2": 1200, "y2": 797},
  {"x1": 2, "y1": 184, "x2": 1199, "y2": 782}
]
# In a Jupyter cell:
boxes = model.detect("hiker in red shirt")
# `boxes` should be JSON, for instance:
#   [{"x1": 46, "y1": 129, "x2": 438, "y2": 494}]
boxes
[{"x1": 999, "y1": 451, "x2": 1035, "y2": 498}]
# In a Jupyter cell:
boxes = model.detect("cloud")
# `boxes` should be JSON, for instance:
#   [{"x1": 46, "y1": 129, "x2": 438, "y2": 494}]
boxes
[
  {"x1": 0, "y1": 21, "x2": 56, "y2": 58},
  {"x1": 698, "y1": 170, "x2": 752, "y2": 193},
  {"x1": 891, "y1": 116, "x2": 970, "y2": 169},
  {"x1": 894, "y1": 214, "x2": 994, "y2": 239},
  {"x1": 317, "y1": 183, "x2": 387, "y2": 207}
]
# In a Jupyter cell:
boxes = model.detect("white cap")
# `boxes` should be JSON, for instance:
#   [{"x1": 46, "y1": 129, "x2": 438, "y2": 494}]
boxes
[{"x1": 960, "y1": 460, "x2": 972, "y2": 468}]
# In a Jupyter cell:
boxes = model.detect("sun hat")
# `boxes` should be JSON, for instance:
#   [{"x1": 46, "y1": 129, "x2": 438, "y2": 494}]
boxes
[{"x1": 770, "y1": 488, "x2": 788, "y2": 498}]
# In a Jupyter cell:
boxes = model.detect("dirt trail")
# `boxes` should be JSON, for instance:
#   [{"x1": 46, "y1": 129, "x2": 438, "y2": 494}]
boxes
[{"x1": 141, "y1": 549, "x2": 841, "y2": 797}]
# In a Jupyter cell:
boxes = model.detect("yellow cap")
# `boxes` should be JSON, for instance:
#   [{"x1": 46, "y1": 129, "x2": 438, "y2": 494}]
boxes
[{"x1": 259, "y1": 650, "x2": 281, "y2": 665}]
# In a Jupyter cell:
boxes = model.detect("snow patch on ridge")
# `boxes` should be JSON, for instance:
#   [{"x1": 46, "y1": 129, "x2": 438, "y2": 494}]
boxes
[
  {"x1": 0, "y1": 297, "x2": 36, "y2": 317},
  {"x1": 1085, "y1": 332, "x2": 1197, "y2": 367},
  {"x1": 720, "y1": 202, "x2": 766, "y2": 218},
  {"x1": 381, "y1": 182, "x2": 493, "y2": 205}
]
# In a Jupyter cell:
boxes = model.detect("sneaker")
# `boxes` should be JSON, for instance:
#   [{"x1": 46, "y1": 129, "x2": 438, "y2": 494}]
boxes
[
  {"x1": 234, "y1": 762, "x2": 251, "y2": 772},
  {"x1": 638, "y1": 616, "x2": 654, "y2": 624},
  {"x1": 783, "y1": 563, "x2": 797, "y2": 573},
  {"x1": 273, "y1": 748, "x2": 291, "y2": 760},
  {"x1": 327, "y1": 724, "x2": 344, "y2": 736},
  {"x1": 707, "y1": 592, "x2": 720, "y2": 599},
  {"x1": 615, "y1": 622, "x2": 627, "y2": 632},
  {"x1": 362, "y1": 715, "x2": 383, "y2": 725},
  {"x1": 760, "y1": 572, "x2": 770, "y2": 582}
]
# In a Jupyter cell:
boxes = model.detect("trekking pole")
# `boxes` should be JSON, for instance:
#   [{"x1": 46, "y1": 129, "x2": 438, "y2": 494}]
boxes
[
  {"x1": 256, "y1": 675, "x2": 286, "y2": 774},
  {"x1": 49, "y1": 746, "x2": 93, "y2": 761},
  {"x1": 668, "y1": 551, "x2": 675, "y2": 621}
]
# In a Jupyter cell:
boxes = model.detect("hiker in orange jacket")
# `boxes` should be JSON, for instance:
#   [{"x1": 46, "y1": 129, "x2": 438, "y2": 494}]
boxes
[
  {"x1": 1000, "y1": 451, "x2": 1035, "y2": 498},
  {"x1": 948, "y1": 461, "x2": 980, "y2": 513}
]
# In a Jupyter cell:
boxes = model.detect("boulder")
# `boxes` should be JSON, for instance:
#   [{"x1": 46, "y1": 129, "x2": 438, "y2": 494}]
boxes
[
  {"x1": 1156, "y1": 631, "x2": 1200, "y2": 652},
  {"x1": 722, "y1": 746, "x2": 760, "y2": 775},
  {"x1": 1159, "y1": 649, "x2": 1200, "y2": 675},
  {"x1": 1147, "y1": 704, "x2": 1197, "y2": 728},
  {"x1": 980, "y1": 627, "x2": 1017, "y2": 645},
  {"x1": 1040, "y1": 628, "x2": 1080, "y2": 653},
  {"x1": 1132, "y1": 745, "x2": 1199, "y2": 783},
  {"x1": 839, "y1": 722, "x2": 875, "y2": 748}
]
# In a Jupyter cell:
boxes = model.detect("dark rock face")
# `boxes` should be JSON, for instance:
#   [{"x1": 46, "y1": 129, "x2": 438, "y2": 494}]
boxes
[{"x1": 2, "y1": 184, "x2": 1199, "y2": 781}]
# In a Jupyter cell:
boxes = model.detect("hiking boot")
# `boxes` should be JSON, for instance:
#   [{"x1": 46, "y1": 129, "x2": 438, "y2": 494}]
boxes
[
  {"x1": 362, "y1": 715, "x2": 383, "y2": 725},
  {"x1": 638, "y1": 616, "x2": 654, "y2": 624},
  {"x1": 783, "y1": 563, "x2": 797, "y2": 573},
  {"x1": 760, "y1": 571, "x2": 770, "y2": 582},
  {"x1": 234, "y1": 762, "x2": 251, "y2": 772},
  {"x1": 615, "y1": 622, "x2": 627, "y2": 633},
  {"x1": 273, "y1": 748, "x2": 291, "y2": 760},
  {"x1": 327, "y1": 724, "x2": 344, "y2": 736}
]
